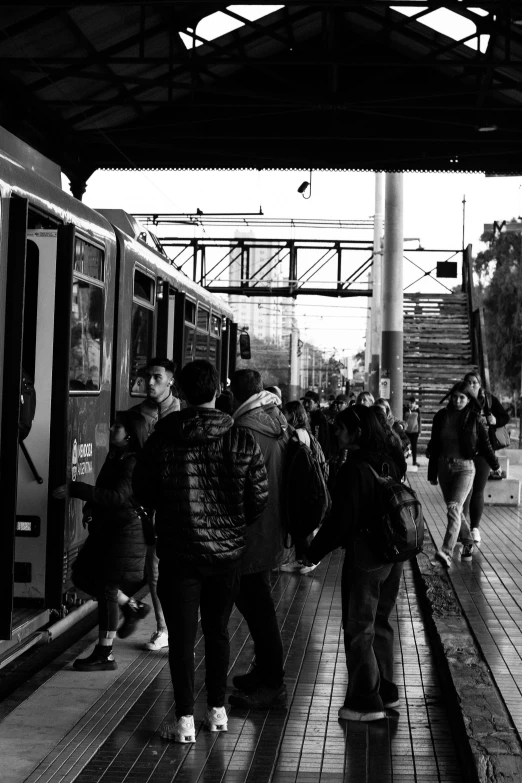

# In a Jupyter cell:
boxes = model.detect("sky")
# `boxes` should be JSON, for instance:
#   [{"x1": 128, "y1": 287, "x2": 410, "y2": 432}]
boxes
[{"x1": 81, "y1": 168, "x2": 522, "y2": 359}]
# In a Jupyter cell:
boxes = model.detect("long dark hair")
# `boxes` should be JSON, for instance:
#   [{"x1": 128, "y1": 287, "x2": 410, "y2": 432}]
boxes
[
  {"x1": 114, "y1": 410, "x2": 147, "y2": 452},
  {"x1": 283, "y1": 400, "x2": 310, "y2": 431},
  {"x1": 336, "y1": 404, "x2": 399, "y2": 459},
  {"x1": 441, "y1": 381, "x2": 478, "y2": 412}
]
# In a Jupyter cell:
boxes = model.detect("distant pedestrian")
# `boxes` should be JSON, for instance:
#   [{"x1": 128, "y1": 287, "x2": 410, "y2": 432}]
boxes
[
  {"x1": 404, "y1": 399, "x2": 421, "y2": 467},
  {"x1": 462, "y1": 372, "x2": 510, "y2": 544},
  {"x1": 133, "y1": 360, "x2": 268, "y2": 743},
  {"x1": 303, "y1": 405, "x2": 406, "y2": 722},
  {"x1": 301, "y1": 390, "x2": 332, "y2": 458},
  {"x1": 356, "y1": 391, "x2": 374, "y2": 407},
  {"x1": 427, "y1": 381, "x2": 501, "y2": 568},
  {"x1": 53, "y1": 410, "x2": 150, "y2": 671},
  {"x1": 228, "y1": 370, "x2": 291, "y2": 709}
]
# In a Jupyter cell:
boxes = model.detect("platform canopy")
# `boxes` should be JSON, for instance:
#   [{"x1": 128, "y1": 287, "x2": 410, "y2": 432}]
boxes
[{"x1": 1, "y1": 2, "x2": 522, "y2": 191}]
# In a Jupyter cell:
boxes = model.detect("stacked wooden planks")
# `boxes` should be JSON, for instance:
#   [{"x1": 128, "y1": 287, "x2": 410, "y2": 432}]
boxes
[{"x1": 403, "y1": 292, "x2": 477, "y2": 450}]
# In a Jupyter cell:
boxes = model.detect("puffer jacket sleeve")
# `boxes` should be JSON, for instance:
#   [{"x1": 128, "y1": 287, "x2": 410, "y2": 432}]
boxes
[
  {"x1": 477, "y1": 416, "x2": 500, "y2": 471},
  {"x1": 244, "y1": 436, "x2": 269, "y2": 524},
  {"x1": 132, "y1": 432, "x2": 162, "y2": 510}
]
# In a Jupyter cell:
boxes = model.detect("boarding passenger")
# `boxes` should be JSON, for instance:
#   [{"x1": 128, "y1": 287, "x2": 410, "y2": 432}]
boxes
[
  {"x1": 462, "y1": 372, "x2": 510, "y2": 544},
  {"x1": 228, "y1": 370, "x2": 291, "y2": 709},
  {"x1": 130, "y1": 357, "x2": 180, "y2": 650},
  {"x1": 133, "y1": 360, "x2": 268, "y2": 743},
  {"x1": 301, "y1": 390, "x2": 332, "y2": 458},
  {"x1": 53, "y1": 410, "x2": 150, "y2": 671},
  {"x1": 303, "y1": 405, "x2": 406, "y2": 721},
  {"x1": 427, "y1": 381, "x2": 501, "y2": 568}
]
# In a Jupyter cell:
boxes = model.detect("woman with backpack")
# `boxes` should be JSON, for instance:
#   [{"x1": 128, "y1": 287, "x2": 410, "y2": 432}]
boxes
[
  {"x1": 53, "y1": 410, "x2": 151, "y2": 671},
  {"x1": 461, "y1": 372, "x2": 510, "y2": 545},
  {"x1": 303, "y1": 405, "x2": 406, "y2": 722},
  {"x1": 427, "y1": 381, "x2": 501, "y2": 568}
]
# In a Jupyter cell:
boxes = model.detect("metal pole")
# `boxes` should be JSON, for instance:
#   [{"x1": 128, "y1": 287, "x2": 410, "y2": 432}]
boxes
[
  {"x1": 290, "y1": 323, "x2": 300, "y2": 401},
  {"x1": 381, "y1": 173, "x2": 404, "y2": 419},
  {"x1": 370, "y1": 172, "x2": 384, "y2": 398}
]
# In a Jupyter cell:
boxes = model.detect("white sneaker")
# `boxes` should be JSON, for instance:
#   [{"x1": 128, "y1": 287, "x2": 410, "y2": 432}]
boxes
[
  {"x1": 279, "y1": 561, "x2": 301, "y2": 572},
  {"x1": 160, "y1": 715, "x2": 196, "y2": 743},
  {"x1": 145, "y1": 630, "x2": 169, "y2": 651},
  {"x1": 299, "y1": 563, "x2": 318, "y2": 575},
  {"x1": 472, "y1": 529, "x2": 481, "y2": 544},
  {"x1": 204, "y1": 706, "x2": 228, "y2": 732}
]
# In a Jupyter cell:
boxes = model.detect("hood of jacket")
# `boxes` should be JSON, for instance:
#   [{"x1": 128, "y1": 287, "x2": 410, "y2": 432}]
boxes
[
  {"x1": 153, "y1": 406, "x2": 234, "y2": 445},
  {"x1": 234, "y1": 398, "x2": 288, "y2": 439}
]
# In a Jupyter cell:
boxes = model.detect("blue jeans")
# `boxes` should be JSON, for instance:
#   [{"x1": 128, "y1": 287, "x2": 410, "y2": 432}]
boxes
[
  {"x1": 342, "y1": 540, "x2": 403, "y2": 712},
  {"x1": 437, "y1": 457, "x2": 475, "y2": 556}
]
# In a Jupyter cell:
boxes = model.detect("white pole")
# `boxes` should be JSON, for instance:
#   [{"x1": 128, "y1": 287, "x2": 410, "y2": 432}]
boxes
[
  {"x1": 290, "y1": 322, "x2": 300, "y2": 400},
  {"x1": 370, "y1": 172, "x2": 384, "y2": 397}
]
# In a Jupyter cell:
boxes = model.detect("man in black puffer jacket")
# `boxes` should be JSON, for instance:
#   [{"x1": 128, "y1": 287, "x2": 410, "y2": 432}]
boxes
[{"x1": 133, "y1": 360, "x2": 268, "y2": 744}]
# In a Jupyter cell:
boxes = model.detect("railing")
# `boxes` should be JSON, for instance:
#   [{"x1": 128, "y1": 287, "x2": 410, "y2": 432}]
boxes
[{"x1": 462, "y1": 244, "x2": 491, "y2": 390}]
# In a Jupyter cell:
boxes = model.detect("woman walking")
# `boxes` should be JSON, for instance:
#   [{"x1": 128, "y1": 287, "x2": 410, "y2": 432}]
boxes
[
  {"x1": 303, "y1": 405, "x2": 406, "y2": 722},
  {"x1": 53, "y1": 410, "x2": 150, "y2": 670},
  {"x1": 462, "y1": 372, "x2": 510, "y2": 544},
  {"x1": 427, "y1": 381, "x2": 500, "y2": 568},
  {"x1": 404, "y1": 399, "x2": 421, "y2": 467}
]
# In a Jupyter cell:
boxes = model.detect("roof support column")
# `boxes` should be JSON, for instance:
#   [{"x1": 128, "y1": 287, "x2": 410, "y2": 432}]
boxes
[
  {"x1": 381, "y1": 172, "x2": 403, "y2": 419},
  {"x1": 370, "y1": 171, "x2": 384, "y2": 398}
]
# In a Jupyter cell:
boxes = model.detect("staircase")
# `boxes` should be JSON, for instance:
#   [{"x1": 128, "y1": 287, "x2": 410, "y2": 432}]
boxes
[{"x1": 403, "y1": 292, "x2": 477, "y2": 450}]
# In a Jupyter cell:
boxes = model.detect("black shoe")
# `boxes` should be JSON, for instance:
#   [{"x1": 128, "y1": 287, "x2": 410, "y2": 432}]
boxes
[
  {"x1": 73, "y1": 644, "x2": 117, "y2": 671},
  {"x1": 461, "y1": 544, "x2": 474, "y2": 562},
  {"x1": 229, "y1": 684, "x2": 288, "y2": 710},
  {"x1": 232, "y1": 668, "x2": 263, "y2": 693},
  {"x1": 117, "y1": 600, "x2": 151, "y2": 639}
]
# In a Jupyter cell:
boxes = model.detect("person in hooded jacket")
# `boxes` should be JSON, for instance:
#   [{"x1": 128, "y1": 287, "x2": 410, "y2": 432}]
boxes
[
  {"x1": 133, "y1": 360, "x2": 268, "y2": 744},
  {"x1": 228, "y1": 369, "x2": 292, "y2": 710},
  {"x1": 53, "y1": 410, "x2": 150, "y2": 672},
  {"x1": 302, "y1": 405, "x2": 406, "y2": 722}
]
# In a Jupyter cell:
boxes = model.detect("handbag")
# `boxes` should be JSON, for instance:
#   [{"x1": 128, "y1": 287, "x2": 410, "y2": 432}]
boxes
[{"x1": 489, "y1": 424, "x2": 510, "y2": 450}]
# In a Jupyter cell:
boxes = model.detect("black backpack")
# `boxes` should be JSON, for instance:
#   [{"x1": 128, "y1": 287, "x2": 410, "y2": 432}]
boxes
[
  {"x1": 19, "y1": 370, "x2": 36, "y2": 442},
  {"x1": 284, "y1": 432, "x2": 331, "y2": 542},
  {"x1": 363, "y1": 462, "x2": 424, "y2": 563}
]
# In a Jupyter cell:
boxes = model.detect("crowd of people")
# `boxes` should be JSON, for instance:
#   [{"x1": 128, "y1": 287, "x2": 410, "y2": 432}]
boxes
[{"x1": 53, "y1": 362, "x2": 510, "y2": 740}]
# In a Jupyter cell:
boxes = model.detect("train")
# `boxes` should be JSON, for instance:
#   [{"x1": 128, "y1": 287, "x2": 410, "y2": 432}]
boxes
[{"x1": 0, "y1": 127, "x2": 237, "y2": 665}]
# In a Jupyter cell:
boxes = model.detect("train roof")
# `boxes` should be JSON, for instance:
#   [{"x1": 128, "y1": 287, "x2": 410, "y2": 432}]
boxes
[{"x1": 98, "y1": 208, "x2": 233, "y2": 319}]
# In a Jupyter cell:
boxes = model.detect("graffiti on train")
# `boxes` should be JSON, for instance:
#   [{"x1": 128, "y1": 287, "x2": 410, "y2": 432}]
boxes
[{"x1": 71, "y1": 439, "x2": 93, "y2": 481}]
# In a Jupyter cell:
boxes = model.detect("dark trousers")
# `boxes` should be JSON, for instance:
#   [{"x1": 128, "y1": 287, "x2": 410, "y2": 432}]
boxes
[
  {"x1": 97, "y1": 583, "x2": 120, "y2": 632},
  {"x1": 158, "y1": 561, "x2": 240, "y2": 717},
  {"x1": 234, "y1": 570, "x2": 285, "y2": 688},
  {"x1": 408, "y1": 432, "x2": 419, "y2": 464},
  {"x1": 463, "y1": 455, "x2": 491, "y2": 530},
  {"x1": 342, "y1": 544, "x2": 403, "y2": 712}
]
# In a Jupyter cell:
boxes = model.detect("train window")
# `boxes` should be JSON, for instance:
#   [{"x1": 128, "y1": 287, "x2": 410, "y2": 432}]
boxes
[
  {"x1": 74, "y1": 238, "x2": 103, "y2": 281},
  {"x1": 134, "y1": 268, "x2": 155, "y2": 304},
  {"x1": 184, "y1": 329, "x2": 195, "y2": 364},
  {"x1": 209, "y1": 338, "x2": 218, "y2": 366},
  {"x1": 197, "y1": 306, "x2": 209, "y2": 332},
  {"x1": 195, "y1": 333, "x2": 209, "y2": 359},
  {"x1": 130, "y1": 304, "x2": 153, "y2": 393},
  {"x1": 69, "y1": 280, "x2": 103, "y2": 391},
  {"x1": 185, "y1": 299, "x2": 196, "y2": 325},
  {"x1": 211, "y1": 315, "x2": 222, "y2": 337}
]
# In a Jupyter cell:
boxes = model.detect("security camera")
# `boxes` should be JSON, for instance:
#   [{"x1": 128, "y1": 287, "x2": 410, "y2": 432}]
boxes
[{"x1": 297, "y1": 181, "x2": 310, "y2": 194}]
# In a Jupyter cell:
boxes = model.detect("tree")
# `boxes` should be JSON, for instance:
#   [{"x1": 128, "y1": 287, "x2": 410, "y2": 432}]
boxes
[{"x1": 473, "y1": 223, "x2": 522, "y2": 394}]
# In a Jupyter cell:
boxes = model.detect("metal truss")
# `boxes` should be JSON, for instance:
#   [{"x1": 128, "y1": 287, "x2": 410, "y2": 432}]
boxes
[{"x1": 152, "y1": 235, "x2": 375, "y2": 297}]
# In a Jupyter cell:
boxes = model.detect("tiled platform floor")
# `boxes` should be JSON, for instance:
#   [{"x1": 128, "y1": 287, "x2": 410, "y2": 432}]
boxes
[
  {"x1": 410, "y1": 465, "x2": 522, "y2": 741},
  {"x1": 0, "y1": 541, "x2": 463, "y2": 783}
]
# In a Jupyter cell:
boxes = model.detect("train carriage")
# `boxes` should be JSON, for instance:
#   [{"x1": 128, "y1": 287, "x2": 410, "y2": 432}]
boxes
[{"x1": 0, "y1": 130, "x2": 236, "y2": 665}]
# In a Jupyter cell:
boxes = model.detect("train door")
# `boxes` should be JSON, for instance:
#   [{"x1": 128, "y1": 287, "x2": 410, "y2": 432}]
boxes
[
  {"x1": 14, "y1": 230, "x2": 58, "y2": 604},
  {"x1": 46, "y1": 227, "x2": 115, "y2": 611},
  {"x1": 0, "y1": 198, "x2": 28, "y2": 639}
]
